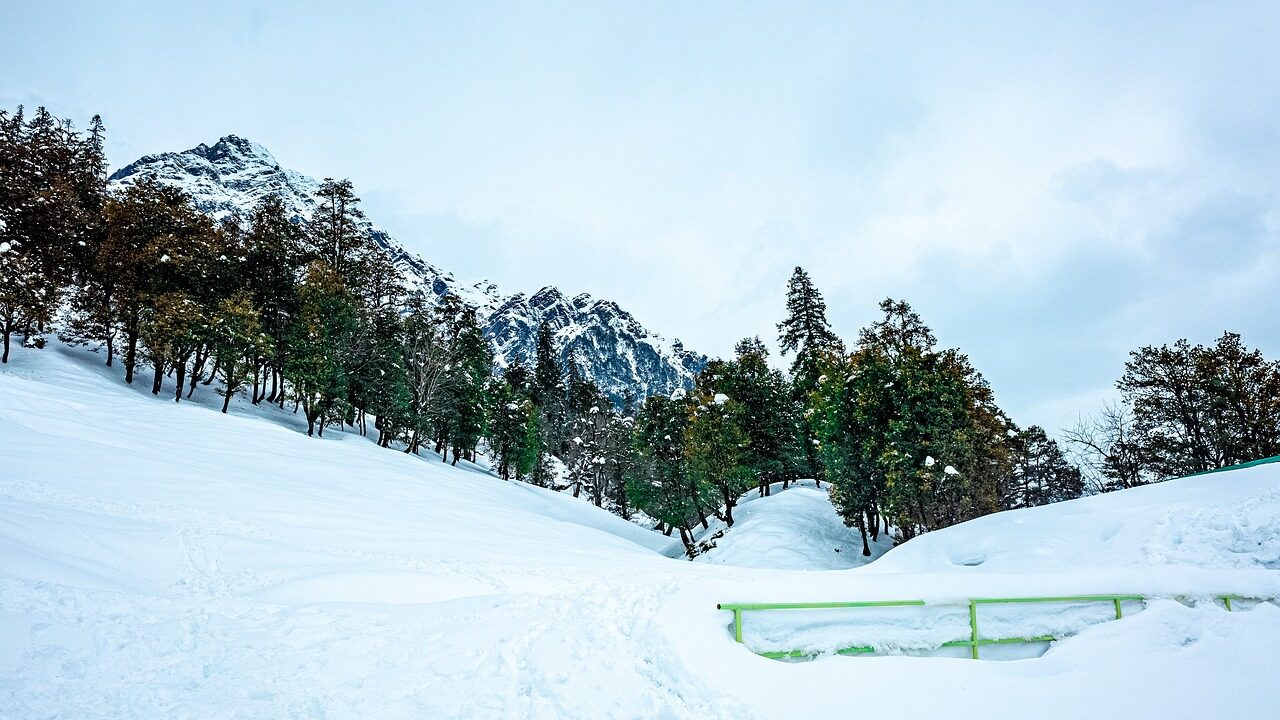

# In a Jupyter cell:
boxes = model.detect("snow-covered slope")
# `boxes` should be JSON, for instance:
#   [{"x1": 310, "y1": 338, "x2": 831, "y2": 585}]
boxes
[
  {"x1": 108, "y1": 136, "x2": 706, "y2": 402},
  {"x1": 3, "y1": 346, "x2": 1279, "y2": 719}
]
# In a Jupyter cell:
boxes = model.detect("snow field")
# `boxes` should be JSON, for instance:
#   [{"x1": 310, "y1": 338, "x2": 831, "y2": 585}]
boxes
[{"x1": 3, "y1": 343, "x2": 1280, "y2": 718}]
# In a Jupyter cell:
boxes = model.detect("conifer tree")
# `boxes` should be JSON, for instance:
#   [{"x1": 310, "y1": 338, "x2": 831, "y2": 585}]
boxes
[
  {"x1": 532, "y1": 322, "x2": 561, "y2": 408},
  {"x1": 78, "y1": 179, "x2": 211, "y2": 384},
  {"x1": 1004, "y1": 425, "x2": 1082, "y2": 508},
  {"x1": 439, "y1": 306, "x2": 493, "y2": 464},
  {"x1": 1, "y1": 106, "x2": 107, "y2": 361},
  {"x1": 487, "y1": 365, "x2": 538, "y2": 480},
  {"x1": 707, "y1": 337, "x2": 795, "y2": 495},
  {"x1": 241, "y1": 195, "x2": 306, "y2": 405},
  {"x1": 306, "y1": 178, "x2": 372, "y2": 285},
  {"x1": 776, "y1": 266, "x2": 843, "y2": 481},
  {"x1": 778, "y1": 266, "x2": 842, "y2": 374},
  {"x1": 816, "y1": 298, "x2": 1018, "y2": 543},
  {"x1": 210, "y1": 289, "x2": 266, "y2": 413},
  {"x1": 627, "y1": 392, "x2": 709, "y2": 557},
  {"x1": 685, "y1": 391, "x2": 753, "y2": 525},
  {"x1": 286, "y1": 261, "x2": 358, "y2": 436}
]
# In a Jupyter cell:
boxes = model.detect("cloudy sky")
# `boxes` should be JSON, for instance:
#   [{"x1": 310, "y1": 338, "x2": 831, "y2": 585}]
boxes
[{"x1": 4, "y1": 1, "x2": 1279, "y2": 435}]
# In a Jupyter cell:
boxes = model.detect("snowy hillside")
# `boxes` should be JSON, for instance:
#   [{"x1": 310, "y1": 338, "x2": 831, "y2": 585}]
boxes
[
  {"x1": 3, "y1": 345, "x2": 1280, "y2": 719},
  {"x1": 108, "y1": 136, "x2": 706, "y2": 402}
]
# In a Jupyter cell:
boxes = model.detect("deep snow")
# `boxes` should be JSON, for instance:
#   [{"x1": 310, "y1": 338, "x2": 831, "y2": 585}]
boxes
[{"x1": 3, "y1": 343, "x2": 1280, "y2": 719}]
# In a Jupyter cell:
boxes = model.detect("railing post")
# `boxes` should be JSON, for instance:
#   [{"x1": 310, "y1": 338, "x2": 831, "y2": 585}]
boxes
[
  {"x1": 734, "y1": 609, "x2": 743, "y2": 643},
  {"x1": 1113, "y1": 598, "x2": 1122, "y2": 619},
  {"x1": 968, "y1": 600, "x2": 979, "y2": 659}
]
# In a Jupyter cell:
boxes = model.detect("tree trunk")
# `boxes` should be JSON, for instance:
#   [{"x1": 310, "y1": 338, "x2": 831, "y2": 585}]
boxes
[
  {"x1": 267, "y1": 365, "x2": 278, "y2": 402},
  {"x1": 203, "y1": 357, "x2": 219, "y2": 386},
  {"x1": 221, "y1": 387, "x2": 233, "y2": 413},
  {"x1": 174, "y1": 358, "x2": 187, "y2": 402},
  {"x1": 151, "y1": 359, "x2": 164, "y2": 395},
  {"x1": 123, "y1": 324, "x2": 140, "y2": 384},
  {"x1": 188, "y1": 348, "x2": 206, "y2": 389},
  {"x1": 1, "y1": 323, "x2": 9, "y2": 364},
  {"x1": 678, "y1": 527, "x2": 697, "y2": 559}
]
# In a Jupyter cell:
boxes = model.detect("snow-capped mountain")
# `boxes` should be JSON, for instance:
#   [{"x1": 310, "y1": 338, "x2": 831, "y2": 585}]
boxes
[{"x1": 108, "y1": 135, "x2": 706, "y2": 402}]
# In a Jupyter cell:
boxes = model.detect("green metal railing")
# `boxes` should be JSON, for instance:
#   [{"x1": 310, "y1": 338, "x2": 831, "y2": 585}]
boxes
[
  {"x1": 719, "y1": 453, "x2": 1280, "y2": 660},
  {"x1": 718, "y1": 594, "x2": 1258, "y2": 660}
]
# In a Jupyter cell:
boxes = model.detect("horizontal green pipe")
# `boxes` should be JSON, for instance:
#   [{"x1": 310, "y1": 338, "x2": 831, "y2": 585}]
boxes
[
  {"x1": 971, "y1": 594, "x2": 1146, "y2": 605},
  {"x1": 718, "y1": 600, "x2": 926, "y2": 611},
  {"x1": 761, "y1": 645, "x2": 875, "y2": 659},
  {"x1": 761, "y1": 634, "x2": 1060, "y2": 659},
  {"x1": 941, "y1": 635, "x2": 1057, "y2": 647}
]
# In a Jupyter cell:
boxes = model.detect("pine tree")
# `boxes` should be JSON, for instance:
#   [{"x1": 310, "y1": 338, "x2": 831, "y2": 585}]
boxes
[
  {"x1": 776, "y1": 266, "x2": 843, "y2": 481},
  {"x1": 74, "y1": 179, "x2": 208, "y2": 384},
  {"x1": 211, "y1": 290, "x2": 266, "y2": 413},
  {"x1": 817, "y1": 299, "x2": 1018, "y2": 543},
  {"x1": 627, "y1": 392, "x2": 709, "y2": 557},
  {"x1": 530, "y1": 321, "x2": 566, "y2": 484},
  {"x1": 487, "y1": 366, "x2": 537, "y2": 480},
  {"x1": 707, "y1": 337, "x2": 795, "y2": 496},
  {"x1": 439, "y1": 307, "x2": 493, "y2": 464},
  {"x1": 685, "y1": 390, "x2": 753, "y2": 525},
  {"x1": 1004, "y1": 425, "x2": 1082, "y2": 509},
  {"x1": 306, "y1": 178, "x2": 372, "y2": 285},
  {"x1": 241, "y1": 195, "x2": 306, "y2": 405},
  {"x1": 1, "y1": 106, "x2": 108, "y2": 362},
  {"x1": 285, "y1": 261, "x2": 358, "y2": 436},
  {"x1": 531, "y1": 322, "x2": 561, "y2": 407},
  {"x1": 777, "y1": 266, "x2": 842, "y2": 373}
]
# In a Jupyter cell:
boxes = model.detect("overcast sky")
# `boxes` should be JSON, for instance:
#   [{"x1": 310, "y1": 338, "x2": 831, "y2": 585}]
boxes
[{"x1": 4, "y1": 1, "x2": 1279, "y2": 435}]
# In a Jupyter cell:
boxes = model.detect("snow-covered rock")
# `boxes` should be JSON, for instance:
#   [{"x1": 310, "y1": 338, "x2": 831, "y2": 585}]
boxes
[{"x1": 108, "y1": 135, "x2": 706, "y2": 403}]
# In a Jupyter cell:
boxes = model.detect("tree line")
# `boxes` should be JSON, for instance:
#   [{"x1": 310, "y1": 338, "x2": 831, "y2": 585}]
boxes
[
  {"x1": 1065, "y1": 332, "x2": 1280, "y2": 491},
  {"x1": 0, "y1": 105, "x2": 649, "y2": 498},
  {"x1": 5, "y1": 105, "x2": 1276, "y2": 560},
  {"x1": 1, "y1": 106, "x2": 494, "y2": 460}
]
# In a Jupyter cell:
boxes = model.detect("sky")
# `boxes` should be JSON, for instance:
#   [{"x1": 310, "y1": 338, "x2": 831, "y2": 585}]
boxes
[{"x1": 3, "y1": 1, "x2": 1279, "y2": 436}]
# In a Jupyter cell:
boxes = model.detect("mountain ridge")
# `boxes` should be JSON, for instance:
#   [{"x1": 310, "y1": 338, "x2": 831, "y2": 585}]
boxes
[{"x1": 108, "y1": 135, "x2": 706, "y2": 403}]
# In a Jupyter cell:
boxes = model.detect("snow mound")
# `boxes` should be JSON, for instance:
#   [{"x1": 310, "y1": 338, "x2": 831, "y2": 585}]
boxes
[{"x1": 695, "y1": 481, "x2": 892, "y2": 570}]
